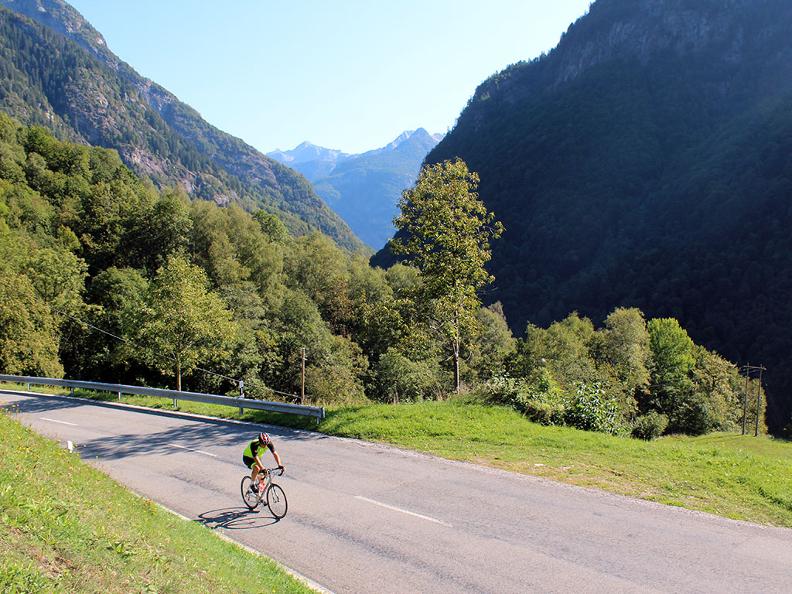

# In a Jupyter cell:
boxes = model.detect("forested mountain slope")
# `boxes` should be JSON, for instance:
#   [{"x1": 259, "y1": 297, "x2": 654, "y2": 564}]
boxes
[
  {"x1": 376, "y1": 0, "x2": 792, "y2": 432},
  {"x1": 0, "y1": 0, "x2": 361, "y2": 249}
]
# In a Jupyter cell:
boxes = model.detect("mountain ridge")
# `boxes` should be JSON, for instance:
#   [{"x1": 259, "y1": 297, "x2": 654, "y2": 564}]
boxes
[
  {"x1": 269, "y1": 128, "x2": 442, "y2": 248},
  {"x1": 378, "y1": 0, "x2": 792, "y2": 432},
  {"x1": 0, "y1": 0, "x2": 363, "y2": 250}
]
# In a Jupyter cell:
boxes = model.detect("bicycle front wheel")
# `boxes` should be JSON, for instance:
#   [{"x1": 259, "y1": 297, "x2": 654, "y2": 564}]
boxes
[
  {"x1": 241, "y1": 476, "x2": 259, "y2": 510},
  {"x1": 266, "y1": 483, "x2": 288, "y2": 519}
]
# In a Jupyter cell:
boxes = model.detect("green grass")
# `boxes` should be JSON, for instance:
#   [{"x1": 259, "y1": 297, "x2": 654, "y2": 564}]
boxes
[
  {"x1": 0, "y1": 409, "x2": 311, "y2": 593},
  {"x1": 4, "y1": 382, "x2": 792, "y2": 528}
]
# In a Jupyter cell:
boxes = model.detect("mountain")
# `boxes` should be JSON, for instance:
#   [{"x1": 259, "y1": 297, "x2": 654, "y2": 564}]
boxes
[
  {"x1": 0, "y1": 0, "x2": 362, "y2": 250},
  {"x1": 267, "y1": 141, "x2": 350, "y2": 182},
  {"x1": 270, "y1": 129, "x2": 442, "y2": 248},
  {"x1": 375, "y1": 0, "x2": 792, "y2": 433}
]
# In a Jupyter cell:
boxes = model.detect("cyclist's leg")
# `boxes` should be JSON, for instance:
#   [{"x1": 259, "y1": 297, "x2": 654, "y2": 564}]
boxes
[
  {"x1": 243, "y1": 455, "x2": 258, "y2": 484},
  {"x1": 251, "y1": 461, "x2": 262, "y2": 485}
]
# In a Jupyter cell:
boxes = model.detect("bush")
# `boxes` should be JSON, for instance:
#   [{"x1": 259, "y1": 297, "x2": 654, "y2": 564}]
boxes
[
  {"x1": 631, "y1": 411, "x2": 669, "y2": 440},
  {"x1": 480, "y1": 371, "x2": 566, "y2": 425},
  {"x1": 564, "y1": 382, "x2": 623, "y2": 435},
  {"x1": 373, "y1": 348, "x2": 443, "y2": 403}
]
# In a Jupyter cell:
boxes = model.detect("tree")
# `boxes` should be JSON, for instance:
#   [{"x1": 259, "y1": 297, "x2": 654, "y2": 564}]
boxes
[
  {"x1": 647, "y1": 318, "x2": 699, "y2": 433},
  {"x1": 126, "y1": 256, "x2": 237, "y2": 391},
  {"x1": 471, "y1": 303, "x2": 517, "y2": 380},
  {"x1": 596, "y1": 307, "x2": 651, "y2": 415},
  {"x1": 0, "y1": 267, "x2": 62, "y2": 376},
  {"x1": 391, "y1": 159, "x2": 503, "y2": 393}
]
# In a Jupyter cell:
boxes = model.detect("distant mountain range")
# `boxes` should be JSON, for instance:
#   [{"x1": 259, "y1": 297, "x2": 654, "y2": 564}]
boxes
[
  {"x1": 0, "y1": 0, "x2": 362, "y2": 250},
  {"x1": 269, "y1": 129, "x2": 442, "y2": 248},
  {"x1": 376, "y1": 0, "x2": 792, "y2": 433}
]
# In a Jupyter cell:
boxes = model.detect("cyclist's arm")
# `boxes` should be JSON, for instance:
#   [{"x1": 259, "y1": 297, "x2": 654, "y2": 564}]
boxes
[{"x1": 272, "y1": 449, "x2": 283, "y2": 468}]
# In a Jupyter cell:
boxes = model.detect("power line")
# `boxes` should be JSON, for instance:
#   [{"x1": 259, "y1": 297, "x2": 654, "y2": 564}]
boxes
[
  {"x1": 53, "y1": 306, "x2": 241, "y2": 386},
  {"x1": 54, "y1": 306, "x2": 305, "y2": 400}
]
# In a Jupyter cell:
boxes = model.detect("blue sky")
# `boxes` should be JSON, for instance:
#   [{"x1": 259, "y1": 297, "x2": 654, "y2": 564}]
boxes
[{"x1": 69, "y1": 0, "x2": 591, "y2": 154}]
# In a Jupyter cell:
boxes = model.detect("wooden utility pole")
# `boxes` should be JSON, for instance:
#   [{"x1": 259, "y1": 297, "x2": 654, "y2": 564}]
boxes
[
  {"x1": 755, "y1": 366, "x2": 765, "y2": 437},
  {"x1": 301, "y1": 347, "x2": 306, "y2": 405},
  {"x1": 742, "y1": 363, "x2": 750, "y2": 435},
  {"x1": 741, "y1": 364, "x2": 766, "y2": 437}
]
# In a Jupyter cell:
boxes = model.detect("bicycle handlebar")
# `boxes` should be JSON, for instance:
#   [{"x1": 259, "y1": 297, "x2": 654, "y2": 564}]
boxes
[{"x1": 266, "y1": 466, "x2": 285, "y2": 476}]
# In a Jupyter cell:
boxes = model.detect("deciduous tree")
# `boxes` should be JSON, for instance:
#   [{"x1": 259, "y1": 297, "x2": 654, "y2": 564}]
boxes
[
  {"x1": 126, "y1": 256, "x2": 237, "y2": 391},
  {"x1": 391, "y1": 159, "x2": 502, "y2": 393}
]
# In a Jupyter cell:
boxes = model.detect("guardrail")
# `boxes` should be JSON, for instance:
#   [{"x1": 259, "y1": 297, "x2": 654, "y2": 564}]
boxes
[{"x1": 0, "y1": 374, "x2": 325, "y2": 421}]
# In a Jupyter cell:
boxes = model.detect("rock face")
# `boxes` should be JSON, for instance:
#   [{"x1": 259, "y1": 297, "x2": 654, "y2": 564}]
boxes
[
  {"x1": 376, "y1": 0, "x2": 792, "y2": 432},
  {"x1": 0, "y1": 0, "x2": 362, "y2": 249},
  {"x1": 270, "y1": 129, "x2": 441, "y2": 249}
]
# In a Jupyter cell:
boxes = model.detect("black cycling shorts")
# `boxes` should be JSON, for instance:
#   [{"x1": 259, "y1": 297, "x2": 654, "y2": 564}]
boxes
[{"x1": 243, "y1": 455, "x2": 257, "y2": 469}]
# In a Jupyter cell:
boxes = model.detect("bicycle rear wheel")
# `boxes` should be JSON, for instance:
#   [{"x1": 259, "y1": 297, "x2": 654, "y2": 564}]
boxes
[
  {"x1": 266, "y1": 483, "x2": 288, "y2": 519},
  {"x1": 241, "y1": 476, "x2": 259, "y2": 510}
]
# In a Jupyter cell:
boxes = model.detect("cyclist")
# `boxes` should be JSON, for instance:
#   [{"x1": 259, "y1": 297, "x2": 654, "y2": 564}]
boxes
[{"x1": 243, "y1": 432, "x2": 284, "y2": 493}]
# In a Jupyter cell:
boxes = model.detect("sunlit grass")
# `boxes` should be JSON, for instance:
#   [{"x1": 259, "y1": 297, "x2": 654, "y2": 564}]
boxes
[{"x1": 0, "y1": 409, "x2": 310, "y2": 593}]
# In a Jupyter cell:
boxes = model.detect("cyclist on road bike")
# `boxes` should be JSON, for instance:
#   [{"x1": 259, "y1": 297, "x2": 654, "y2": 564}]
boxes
[{"x1": 243, "y1": 432, "x2": 284, "y2": 493}]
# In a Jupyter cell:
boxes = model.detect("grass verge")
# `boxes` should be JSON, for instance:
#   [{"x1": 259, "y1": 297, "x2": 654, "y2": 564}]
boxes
[
  {"x1": 0, "y1": 408, "x2": 311, "y2": 593},
  {"x1": 4, "y1": 382, "x2": 792, "y2": 528}
]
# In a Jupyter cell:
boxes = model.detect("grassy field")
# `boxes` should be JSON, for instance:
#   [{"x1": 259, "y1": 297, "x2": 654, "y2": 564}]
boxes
[
  {"x1": 0, "y1": 409, "x2": 311, "y2": 593},
  {"x1": 4, "y1": 383, "x2": 792, "y2": 528}
]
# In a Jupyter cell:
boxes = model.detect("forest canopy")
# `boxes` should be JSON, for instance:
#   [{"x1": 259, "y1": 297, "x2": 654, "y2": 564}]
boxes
[{"x1": 0, "y1": 115, "x2": 764, "y2": 439}]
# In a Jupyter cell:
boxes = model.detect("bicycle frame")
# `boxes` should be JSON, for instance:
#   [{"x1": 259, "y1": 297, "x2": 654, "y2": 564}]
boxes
[{"x1": 254, "y1": 467, "x2": 282, "y2": 501}]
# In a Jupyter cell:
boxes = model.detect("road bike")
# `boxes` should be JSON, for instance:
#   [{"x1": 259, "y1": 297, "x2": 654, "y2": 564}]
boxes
[{"x1": 241, "y1": 467, "x2": 288, "y2": 519}]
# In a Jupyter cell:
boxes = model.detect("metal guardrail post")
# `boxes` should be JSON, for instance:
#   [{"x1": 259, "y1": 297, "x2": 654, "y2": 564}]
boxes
[{"x1": 117, "y1": 391, "x2": 121, "y2": 402}]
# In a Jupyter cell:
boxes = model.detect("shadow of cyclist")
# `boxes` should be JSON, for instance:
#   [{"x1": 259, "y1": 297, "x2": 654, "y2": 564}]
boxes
[{"x1": 198, "y1": 507, "x2": 281, "y2": 529}]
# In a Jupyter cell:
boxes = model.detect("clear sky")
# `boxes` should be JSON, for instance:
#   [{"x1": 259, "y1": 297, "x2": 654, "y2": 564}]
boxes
[{"x1": 68, "y1": 0, "x2": 591, "y2": 154}]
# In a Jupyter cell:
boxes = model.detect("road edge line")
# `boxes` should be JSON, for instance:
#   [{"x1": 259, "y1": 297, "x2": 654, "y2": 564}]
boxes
[
  {"x1": 122, "y1": 485, "x2": 335, "y2": 594},
  {"x1": 3, "y1": 387, "x2": 789, "y2": 532}
]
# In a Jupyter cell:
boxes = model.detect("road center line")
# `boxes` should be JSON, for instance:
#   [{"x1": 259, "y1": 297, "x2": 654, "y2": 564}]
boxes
[
  {"x1": 170, "y1": 443, "x2": 217, "y2": 458},
  {"x1": 40, "y1": 417, "x2": 78, "y2": 426},
  {"x1": 354, "y1": 495, "x2": 452, "y2": 527}
]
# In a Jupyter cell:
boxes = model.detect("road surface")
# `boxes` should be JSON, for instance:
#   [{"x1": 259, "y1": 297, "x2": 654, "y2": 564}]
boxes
[{"x1": 2, "y1": 390, "x2": 791, "y2": 593}]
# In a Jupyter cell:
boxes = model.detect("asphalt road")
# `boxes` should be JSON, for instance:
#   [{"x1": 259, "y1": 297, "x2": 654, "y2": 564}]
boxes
[{"x1": 2, "y1": 390, "x2": 792, "y2": 593}]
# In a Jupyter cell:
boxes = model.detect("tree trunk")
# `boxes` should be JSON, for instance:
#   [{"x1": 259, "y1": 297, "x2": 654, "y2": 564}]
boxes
[{"x1": 176, "y1": 360, "x2": 182, "y2": 392}]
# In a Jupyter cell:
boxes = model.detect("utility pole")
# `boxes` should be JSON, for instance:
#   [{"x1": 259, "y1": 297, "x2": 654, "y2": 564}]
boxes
[
  {"x1": 741, "y1": 363, "x2": 750, "y2": 435},
  {"x1": 301, "y1": 347, "x2": 306, "y2": 405},
  {"x1": 755, "y1": 366, "x2": 766, "y2": 437},
  {"x1": 741, "y1": 364, "x2": 766, "y2": 437}
]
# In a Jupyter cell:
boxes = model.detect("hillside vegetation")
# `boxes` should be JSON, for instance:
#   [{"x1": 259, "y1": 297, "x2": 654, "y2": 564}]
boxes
[
  {"x1": 377, "y1": 0, "x2": 792, "y2": 434},
  {"x1": 0, "y1": 115, "x2": 766, "y2": 442},
  {"x1": 0, "y1": 0, "x2": 361, "y2": 249},
  {"x1": 0, "y1": 410, "x2": 309, "y2": 593}
]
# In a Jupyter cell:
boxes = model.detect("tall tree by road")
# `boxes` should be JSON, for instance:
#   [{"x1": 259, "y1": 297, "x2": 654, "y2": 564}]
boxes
[
  {"x1": 125, "y1": 256, "x2": 237, "y2": 391},
  {"x1": 391, "y1": 159, "x2": 503, "y2": 393}
]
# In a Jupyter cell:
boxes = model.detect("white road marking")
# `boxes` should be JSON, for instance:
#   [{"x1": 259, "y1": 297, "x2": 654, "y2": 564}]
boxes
[
  {"x1": 40, "y1": 417, "x2": 78, "y2": 426},
  {"x1": 170, "y1": 443, "x2": 217, "y2": 458},
  {"x1": 354, "y1": 495, "x2": 452, "y2": 527}
]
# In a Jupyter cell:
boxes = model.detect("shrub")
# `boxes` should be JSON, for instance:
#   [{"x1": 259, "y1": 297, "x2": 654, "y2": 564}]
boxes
[
  {"x1": 373, "y1": 348, "x2": 443, "y2": 403},
  {"x1": 631, "y1": 411, "x2": 669, "y2": 440},
  {"x1": 480, "y1": 371, "x2": 566, "y2": 425},
  {"x1": 565, "y1": 382, "x2": 623, "y2": 435}
]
